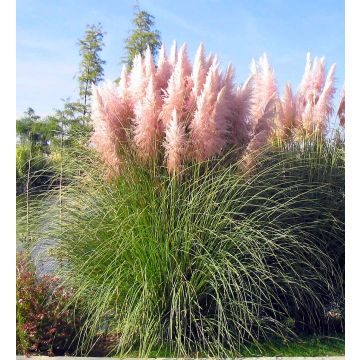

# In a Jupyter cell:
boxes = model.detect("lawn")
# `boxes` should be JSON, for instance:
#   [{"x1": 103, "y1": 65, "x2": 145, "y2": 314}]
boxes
[{"x1": 122, "y1": 335, "x2": 345, "y2": 358}]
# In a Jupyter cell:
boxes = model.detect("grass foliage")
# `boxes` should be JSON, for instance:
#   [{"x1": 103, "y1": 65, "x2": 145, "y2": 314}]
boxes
[{"x1": 36, "y1": 136, "x2": 344, "y2": 357}]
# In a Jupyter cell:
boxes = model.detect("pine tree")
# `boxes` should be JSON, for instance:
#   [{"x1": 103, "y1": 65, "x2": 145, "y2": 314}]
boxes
[
  {"x1": 78, "y1": 23, "x2": 106, "y2": 115},
  {"x1": 123, "y1": 4, "x2": 161, "y2": 69}
]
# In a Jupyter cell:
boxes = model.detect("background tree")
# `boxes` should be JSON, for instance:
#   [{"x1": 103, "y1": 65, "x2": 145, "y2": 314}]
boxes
[
  {"x1": 16, "y1": 109, "x2": 60, "y2": 193},
  {"x1": 16, "y1": 108, "x2": 60, "y2": 147},
  {"x1": 123, "y1": 4, "x2": 161, "y2": 68},
  {"x1": 78, "y1": 23, "x2": 106, "y2": 116},
  {"x1": 16, "y1": 108, "x2": 40, "y2": 144}
]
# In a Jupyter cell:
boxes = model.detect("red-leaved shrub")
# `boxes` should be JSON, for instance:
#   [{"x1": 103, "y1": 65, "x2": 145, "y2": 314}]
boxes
[{"x1": 16, "y1": 253, "x2": 81, "y2": 356}]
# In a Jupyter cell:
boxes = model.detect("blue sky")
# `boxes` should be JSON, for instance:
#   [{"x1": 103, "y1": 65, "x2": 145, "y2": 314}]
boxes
[{"x1": 16, "y1": 0, "x2": 344, "y2": 118}]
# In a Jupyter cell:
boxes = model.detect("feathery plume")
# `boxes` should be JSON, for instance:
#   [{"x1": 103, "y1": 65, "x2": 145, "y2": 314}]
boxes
[
  {"x1": 164, "y1": 108, "x2": 187, "y2": 175},
  {"x1": 243, "y1": 96, "x2": 277, "y2": 168},
  {"x1": 298, "y1": 55, "x2": 326, "y2": 107},
  {"x1": 312, "y1": 63, "x2": 336, "y2": 133},
  {"x1": 231, "y1": 75, "x2": 254, "y2": 148},
  {"x1": 161, "y1": 43, "x2": 191, "y2": 127},
  {"x1": 119, "y1": 65, "x2": 129, "y2": 95},
  {"x1": 220, "y1": 63, "x2": 238, "y2": 144},
  {"x1": 205, "y1": 53, "x2": 215, "y2": 74},
  {"x1": 156, "y1": 44, "x2": 172, "y2": 95},
  {"x1": 250, "y1": 54, "x2": 278, "y2": 135},
  {"x1": 91, "y1": 87, "x2": 121, "y2": 173},
  {"x1": 133, "y1": 75, "x2": 162, "y2": 159},
  {"x1": 190, "y1": 60, "x2": 229, "y2": 160},
  {"x1": 253, "y1": 94, "x2": 277, "y2": 134},
  {"x1": 277, "y1": 83, "x2": 297, "y2": 139},
  {"x1": 129, "y1": 53, "x2": 146, "y2": 102},
  {"x1": 118, "y1": 65, "x2": 134, "y2": 122},
  {"x1": 297, "y1": 52, "x2": 312, "y2": 108},
  {"x1": 94, "y1": 81, "x2": 132, "y2": 141},
  {"x1": 187, "y1": 43, "x2": 208, "y2": 114},
  {"x1": 310, "y1": 57, "x2": 326, "y2": 102},
  {"x1": 337, "y1": 87, "x2": 345, "y2": 127},
  {"x1": 301, "y1": 100, "x2": 315, "y2": 135},
  {"x1": 221, "y1": 63, "x2": 235, "y2": 97},
  {"x1": 178, "y1": 43, "x2": 192, "y2": 78},
  {"x1": 191, "y1": 43, "x2": 207, "y2": 100},
  {"x1": 144, "y1": 46, "x2": 156, "y2": 80},
  {"x1": 191, "y1": 43, "x2": 207, "y2": 98}
]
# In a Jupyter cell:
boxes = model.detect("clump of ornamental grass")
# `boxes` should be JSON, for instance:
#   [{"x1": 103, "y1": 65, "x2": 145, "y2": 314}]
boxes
[
  {"x1": 36, "y1": 133, "x2": 344, "y2": 357},
  {"x1": 30, "y1": 43, "x2": 344, "y2": 356}
]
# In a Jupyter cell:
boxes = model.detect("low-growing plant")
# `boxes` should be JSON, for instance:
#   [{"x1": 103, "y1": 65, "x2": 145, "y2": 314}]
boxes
[{"x1": 16, "y1": 253, "x2": 81, "y2": 356}]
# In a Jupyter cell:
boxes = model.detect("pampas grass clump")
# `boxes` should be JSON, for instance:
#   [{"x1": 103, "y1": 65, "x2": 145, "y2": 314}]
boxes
[
  {"x1": 40, "y1": 136, "x2": 344, "y2": 357},
  {"x1": 31, "y1": 42, "x2": 345, "y2": 357}
]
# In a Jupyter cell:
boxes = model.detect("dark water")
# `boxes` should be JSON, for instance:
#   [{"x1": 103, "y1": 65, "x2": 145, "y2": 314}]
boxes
[{"x1": 16, "y1": 194, "x2": 59, "y2": 277}]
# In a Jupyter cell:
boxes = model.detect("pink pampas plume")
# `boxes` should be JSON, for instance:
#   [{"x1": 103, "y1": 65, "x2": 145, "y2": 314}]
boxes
[
  {"x1": 253, "y1": 94, "x2": 277, "y2": 134},
  {"x1": 156, "y1": 44, "x2": 172, "y2": 95},
  {"x1": 242, "y1": 96, "x2": 277, "y2": 168},
  {"x1": 161, "y1": 43, "x2": 192, "y2": 127},
  {"x1": 91, "y1": 73, "x2": 134, "y2": 175},
  {"x1": 297, "y1": 54, "x2": 326, "y2": 111},
  {"x1": 301, "y1": 100, "x2": 315, "y2": 135},
  {"x1": 190, "y1": 59, "x2": 229, "y2": 161},
  {"x1": 220, "y1": 63, "x2": 239, "y2": 142},
  {"x1": 93, "y1": 81, "x2": 133, "y2": 142},
  {"x1": 297, "y1": 52, "x2": 312, "y2": 98},
  {"x1": 91, "y1": 87, "x2": 121, "y2": 174},
  {"x1": 231, "y1": 74, "x2": 254, "y2": 148},
  {"x1": 311, "y1": 63, "x2": 336, "y2": 133},
  {"x1": 178, "y1": 42, "x2": 192, "y2": 79},
  {"x1": 133, "y1": 74, "x2": 162, "y2": 159},
  {"x1": 187, "y1": 43, "x2": 208, "y2": 114},
  {"x1": 191, "y1": 43, "x2": 208, "y2": 98},
  {"x1": 310, "y1": 57, "x2": 326, "y2": 103},
  {"x1": 212, "y1": 86, "x2": 231, "y2": 147},
  {"x1": 337, "y1": 87, "x2": 345, "y2": 127},
  {"x1": 258, "y1": 54, "x2": 278, "y2": 107},
  {"x1": 190, "y1": 60, "x2": 221, "y2": 157},
  {"x1": 250, "y1": 54, "x2": 278, "y2": 133},
  {"x1": 164, "y1": 108, "x2": 188, "y2": 175},
  {"x1": 129, "y1": 53, "x2": 146, "y2": 102},
  {"x1": 206, "y1": 53, "x2": 215, "y2": 74},
  {"x1": 297, "y1": 53, "x2": 313, "y2": 109},
  {"x1": 296, "y1": 54, "x2": 336, "y2": 135},
  {"x1": 221, "y1": 63, "x2": 236, "y2": 99},
  {"x1": 118, "y1": 65, "x2": 134, "y2": 121},
  {"x1": 276, "y1": 83, "x2": 297, "y2": 140},
  {"x1": 221, "y1": 63, "x2": 237, "y2": 121},
  {"x1": 144, "y1": 46, "x2": 156, "y2": 81},
  {"x1": 118, "y1": 65, "x2": 129, "y2": 95}
]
